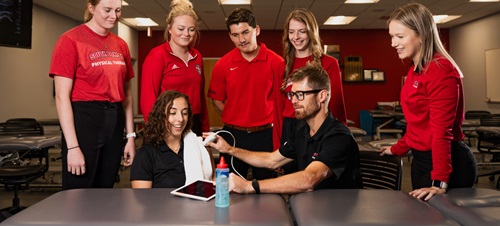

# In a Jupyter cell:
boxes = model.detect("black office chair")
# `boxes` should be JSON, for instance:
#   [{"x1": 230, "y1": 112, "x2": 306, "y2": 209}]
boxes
[
  {"x1": 476, "y1": 114, "x2": 500, "y2": 189},
  {"x1": 0, "y1": 120, "x2": 49, "y2": 220},
  {"x1": 359, "y1": 150, "x2": 403, "y2": 190},
  {"x1": 464, "y1": 110, "x2": 491, "y2": 146}
]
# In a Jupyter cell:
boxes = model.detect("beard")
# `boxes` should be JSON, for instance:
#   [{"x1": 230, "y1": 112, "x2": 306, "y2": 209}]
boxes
[{"x1": 294, "y1": 102, "x2": 321, "y2": 121}]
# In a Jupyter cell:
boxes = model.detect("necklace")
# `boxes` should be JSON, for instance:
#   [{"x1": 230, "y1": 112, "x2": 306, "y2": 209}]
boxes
[
  {"x1": 86, "y1": 23, "x2": 109, "y2": 49},
  {"x1": 93, "y1": 32, "x2": 109, "y2": 49},
  {"x1": 169, "y1": 144, "x2": 180, "y2": 153}
]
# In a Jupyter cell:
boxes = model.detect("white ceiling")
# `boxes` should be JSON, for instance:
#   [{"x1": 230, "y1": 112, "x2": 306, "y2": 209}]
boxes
[{"x1": 34, "y1": 0, "x2": 500, "y2": 31}]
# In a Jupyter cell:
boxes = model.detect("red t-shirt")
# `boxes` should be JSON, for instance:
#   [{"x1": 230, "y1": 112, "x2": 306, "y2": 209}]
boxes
[
  {"x1": 208, "y1": 43, "x2": 285, "y2": 148},
  {"x1": 282, "y1": 55, "x2": 347, "y2": 125},
  {"x1": 391, "y1": 55, "x2": 465, "y2": 182},
  {"x1": 49, "y1": 24, "x2": 134, "y2": 102},
  {"x1": 140, "y1": 42, "x2": 209, "y2": 132}
]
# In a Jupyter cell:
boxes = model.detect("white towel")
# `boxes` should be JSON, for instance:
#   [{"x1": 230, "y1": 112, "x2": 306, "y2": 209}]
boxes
[{"x1": 183, "y1": 131, "x2": 213, "y2": 184}]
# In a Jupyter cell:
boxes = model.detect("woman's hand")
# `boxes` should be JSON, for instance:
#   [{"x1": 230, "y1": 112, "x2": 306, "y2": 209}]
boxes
[
  {"x1": 409, "y1": 186, "x2": 446, "y2": 201},
  {"x1": 67, "y1": 147, "x2": 86, "y2": 175},
  {"x1": 123, "y1": 139, "x2": 136, "y2": 167},
  {"x1": 378, "y1": 146, "x2": 394, "y2": 156}
]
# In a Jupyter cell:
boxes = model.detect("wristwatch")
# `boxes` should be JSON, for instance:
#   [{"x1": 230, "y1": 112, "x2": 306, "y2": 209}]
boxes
[
  {"x1": 126, "y1": 132, "x2": 136, "y2": 139},
  {"x1": 252, "y1": 179, "x2": 260, "y2": 194},
  {"x1": 431, "y1": 180, "x2": 448, "y2": 189}
]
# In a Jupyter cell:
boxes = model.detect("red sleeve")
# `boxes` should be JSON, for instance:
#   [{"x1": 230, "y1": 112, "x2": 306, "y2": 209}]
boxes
[
  {"x1": 199, "y1": 60, "x2": 210, "y2": 132},
  {"x1": 427, "y1": 62, "x2": 460, "y2": 182},
  {"x1": 140, "y1": 48, "x2": 165, "y2": 122},
  {"x1": 323, "y1": 56, "x2": 347, "y2": 125},
  {"x1": 272, "y1": 58, "x2": 286, "y2": 150},
  {"x1": 391, "y1": 135, "x2": 411, "y2": 156},
  {"x1": 49, "y1": 35, "x2": 77, "y2": 79}
]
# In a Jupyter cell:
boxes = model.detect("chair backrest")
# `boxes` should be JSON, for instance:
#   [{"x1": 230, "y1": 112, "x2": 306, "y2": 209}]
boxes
[
  {"x1": 5, "y1": 118, "x2": 39, "y2": 123},
  {"x1": 465, "y1": 111, "x2": 491, "y2": 120},
  {"x1": 359, "y1": 150, "x2": 402, "y2": 190},
  {"x1": 480, "y1": 114, "x2": 500, "y2": 127},
  {"x1": 0, "y1": 119, "x2": 44, "y2": 137}
]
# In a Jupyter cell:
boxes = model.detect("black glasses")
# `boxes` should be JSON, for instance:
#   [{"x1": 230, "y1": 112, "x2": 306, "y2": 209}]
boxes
[{"x1": 286, "y1": 89, "x2": 322, "y2": 101}]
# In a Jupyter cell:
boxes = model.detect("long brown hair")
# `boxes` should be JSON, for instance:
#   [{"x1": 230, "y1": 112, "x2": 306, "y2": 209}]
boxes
[
  {"x1": 388, "y1": 2, "x2": 463, "y2": 77},
  {"x1": 282, "y1": 8, "x2": 323, "y2": 91},
  {"x1": 143, "y1": 90, "x2": 193, "y2": 145}
]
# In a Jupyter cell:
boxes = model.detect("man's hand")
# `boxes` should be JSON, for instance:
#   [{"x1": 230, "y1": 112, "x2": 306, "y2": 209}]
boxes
[
  {"x1": 229, "y1": 173, "x2": 253, "y2": 194},
  {"x1": 202, "y1": 132, "x2": 231, "y2": 154}
]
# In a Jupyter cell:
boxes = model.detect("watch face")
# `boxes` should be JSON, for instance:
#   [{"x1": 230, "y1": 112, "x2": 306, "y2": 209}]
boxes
[{"x1": 432, "y1": 180, "x2": 447, "y2": 189}]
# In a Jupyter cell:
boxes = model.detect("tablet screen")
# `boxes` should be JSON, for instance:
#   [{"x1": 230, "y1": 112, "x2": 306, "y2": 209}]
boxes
[{"x1": 170, "y1": 179, "x2": 216, "y2": 201}]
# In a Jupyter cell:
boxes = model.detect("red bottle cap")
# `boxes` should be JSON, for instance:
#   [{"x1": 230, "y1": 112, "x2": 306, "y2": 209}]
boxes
[{"x1": 217, "y1": 156, "x2": 228, "y2": 168}]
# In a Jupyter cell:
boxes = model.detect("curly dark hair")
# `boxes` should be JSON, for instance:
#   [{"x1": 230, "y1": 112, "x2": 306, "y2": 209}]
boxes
[{"x1": 143, "y1": 90, "x2": 193, "y2": 145}]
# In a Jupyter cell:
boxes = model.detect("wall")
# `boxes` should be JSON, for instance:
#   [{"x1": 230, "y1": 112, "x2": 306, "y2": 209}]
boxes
[
  {"x1": 450, "y1": 12, "x2": 500, "y2": 113},
  {"x1": 0, "y1": 5, "x2": 79, "y2": 122},
  {"x1": 0, "y1": 5, "x2": 140, "y2": 122},
  {"x1": 118, "y1": 22, "x2": 139, "y2": 114},
  {"x1": 138, "y1": 29, "x2": 450, "y2": 126}
]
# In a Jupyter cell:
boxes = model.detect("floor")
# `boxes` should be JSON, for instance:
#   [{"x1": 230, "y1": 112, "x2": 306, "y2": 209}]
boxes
[{"x1": 1, "y1": 136, "x2": 499, "y2": 222}]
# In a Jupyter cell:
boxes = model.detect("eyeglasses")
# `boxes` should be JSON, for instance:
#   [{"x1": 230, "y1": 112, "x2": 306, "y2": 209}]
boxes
[{"x1": 286, "y1": 89, "x2": 322, "y2": 101}]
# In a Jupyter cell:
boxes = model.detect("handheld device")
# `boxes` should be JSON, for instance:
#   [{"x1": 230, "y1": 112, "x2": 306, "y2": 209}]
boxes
[
  {"x1": 170, "y1": 179, "x2": 216, "y2": 201},
  {"x1": 202, "y1": 132, "x2": 218, "y2": 146}
]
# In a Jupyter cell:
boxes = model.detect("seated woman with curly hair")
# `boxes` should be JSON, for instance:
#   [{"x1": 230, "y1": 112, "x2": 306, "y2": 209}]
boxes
[{"x1": 131, "y1": 90, "x2": 214, "y2": 188}]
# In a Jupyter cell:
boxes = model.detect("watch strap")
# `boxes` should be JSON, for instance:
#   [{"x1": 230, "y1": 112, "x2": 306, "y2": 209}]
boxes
[{"x1": 252, "y1": 179, "x2": 260, "y2": 194}]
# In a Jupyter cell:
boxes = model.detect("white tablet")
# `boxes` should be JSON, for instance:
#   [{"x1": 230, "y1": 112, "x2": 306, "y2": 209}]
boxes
[{"x1": 170, "y1": 179, "x2": 216, "y2": 201}]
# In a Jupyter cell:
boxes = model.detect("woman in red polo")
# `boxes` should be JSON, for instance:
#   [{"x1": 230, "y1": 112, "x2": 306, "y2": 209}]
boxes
[{"x1": 140, "y1": 0, "x2": 209, "y2": 136}]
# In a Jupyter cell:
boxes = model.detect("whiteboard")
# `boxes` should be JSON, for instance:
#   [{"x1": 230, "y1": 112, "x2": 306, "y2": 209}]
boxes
[{"x1": 486, "y1": 48, "x2": 500, "y2": 103}]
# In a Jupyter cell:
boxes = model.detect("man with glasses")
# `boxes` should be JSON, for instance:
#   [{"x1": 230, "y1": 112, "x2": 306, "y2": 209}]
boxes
[{"x1": 205, "y1": 64, "x2": 362, "y2": 193}]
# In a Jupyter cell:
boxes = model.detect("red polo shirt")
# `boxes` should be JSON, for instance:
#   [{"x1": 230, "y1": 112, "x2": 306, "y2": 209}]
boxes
[
  {"x1": 140, "y1": 42, "x2": 209, "y2": 132},
  {"x1": 208, "y1": 43, "x2": 285, "y2": 149},
  {"x1": 209, "y1": 43, "x2": 284, "y2": 127}
]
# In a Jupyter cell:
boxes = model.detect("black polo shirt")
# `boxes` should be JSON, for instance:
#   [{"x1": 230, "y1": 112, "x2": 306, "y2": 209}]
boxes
[
  {"x1": 279, "y1": 113, "x2": 362, "y2": 190},
  {"x1": 130, "y1": 141, "x2": 186, "y2": 188}
]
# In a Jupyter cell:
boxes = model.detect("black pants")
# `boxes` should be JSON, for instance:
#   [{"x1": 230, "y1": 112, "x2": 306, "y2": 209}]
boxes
[
  {"x1": 61, "y1": 101, "x2": 125, "y2": 190},
  {"x1": 411, "y1": 141, "x2": 477, "y2": 190},
  {"x1": 219, "y1": 126, "x2": 276, "y2": 180},
  {"x1": 191, "y1": 114, "x2": 202, "y2": 136}
]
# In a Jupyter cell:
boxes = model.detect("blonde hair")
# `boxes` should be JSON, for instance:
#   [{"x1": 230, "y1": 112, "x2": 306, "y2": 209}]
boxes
[
  {"x1": 84, "y1": 0, "x2": 101, "y2": 22},
  {"x1": 282, "y1": 8, "x2": 324, "y2": 91},
  {"x1": 84, "y1": 0, "x2": 123, "y2": 23},
  {"x1": 388, "y1": 2, "x2": 463, "y2": 77},
  {"x1": 164, "y1": 0, "x2": 199, "y2": 45}
]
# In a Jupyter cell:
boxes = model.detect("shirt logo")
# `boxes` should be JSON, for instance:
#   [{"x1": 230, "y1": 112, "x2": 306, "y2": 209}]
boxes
[
  {"x1": 413, "y1": 81, "x2": 418, "y2": 88},
  {"x1": 230, "y1": 67, "x2": 238, "y2": 71},
  {"x1": 196, "y1": 64, "x2": 202, "y2": 76},
  {"x1": 312, "y1": 152, "x2": 319, "y2": 159},
  {"x1": 172, "y1": 64, "x2": 179, "y2": 70}
]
